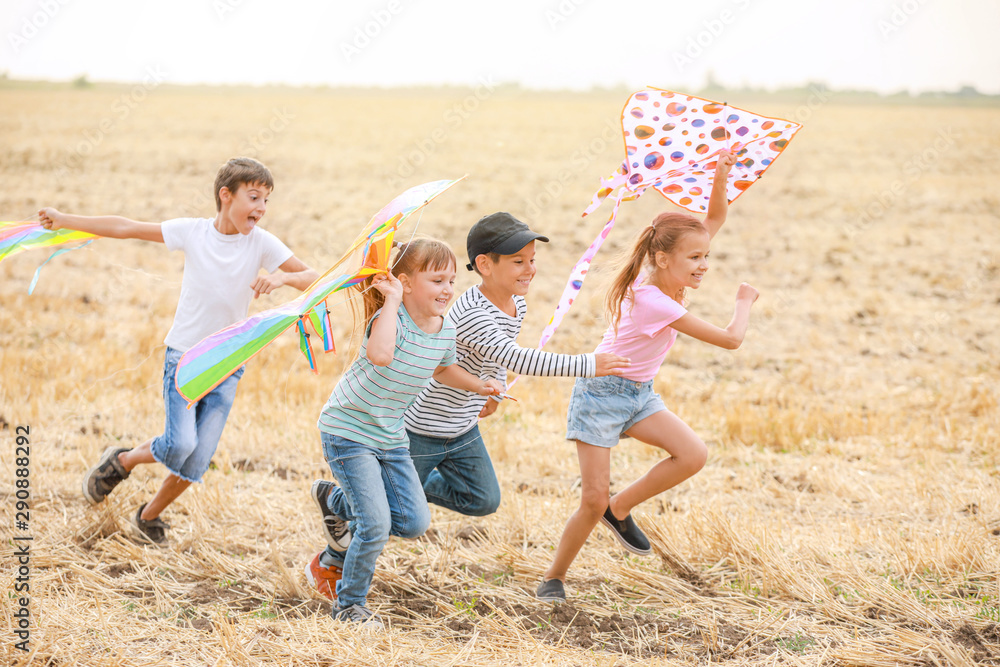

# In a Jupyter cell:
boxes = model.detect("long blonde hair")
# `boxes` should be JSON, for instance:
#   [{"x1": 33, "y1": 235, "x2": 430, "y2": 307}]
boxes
[{"x1": 605, "y1": 212, "x2": 707, "y2": 333}]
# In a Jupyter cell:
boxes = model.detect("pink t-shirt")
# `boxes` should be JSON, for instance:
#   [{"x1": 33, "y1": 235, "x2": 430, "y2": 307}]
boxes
[{"x1": 595, "y1": 284, "x2": 687, "y2": 382}]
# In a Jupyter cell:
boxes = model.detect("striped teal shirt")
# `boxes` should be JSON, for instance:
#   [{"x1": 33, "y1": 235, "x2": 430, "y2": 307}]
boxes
[{"x1": 318, "y1": 304, "x2": 457, "y2": 449}]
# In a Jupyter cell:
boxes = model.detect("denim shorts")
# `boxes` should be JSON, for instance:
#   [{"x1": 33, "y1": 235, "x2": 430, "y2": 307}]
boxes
[
  {"x1": 565, "y1": 376, "x2": 666, "y2": 448},
  {"x1": 149, "y1": 347, "x2": 244, "y2": 482}
]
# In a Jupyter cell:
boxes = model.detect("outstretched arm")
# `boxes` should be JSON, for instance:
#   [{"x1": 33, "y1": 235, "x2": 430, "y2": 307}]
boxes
[
  {"x1": 38, "y1": 208, "x2": 163, "y2": 243},
  {"x1": 454, "y1": 303, "x2": 611, "y2": 378},
  {"x1": 433, "y1": 365, "x2": 504, "y2": 397},
  {"x1": 670, "y1": 282, "x2": 759, "y2": 349},
  {"x1": 702, "y1": 150, "x2": 735, "y2": 239},
  {"x1": 250, "y1": 256, "x2": 320, "y2": 298}
]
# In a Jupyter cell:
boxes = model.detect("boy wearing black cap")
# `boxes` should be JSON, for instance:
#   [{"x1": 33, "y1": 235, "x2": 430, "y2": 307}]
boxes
[{"x1": 401, "y1": 212, "x2": 630, "y2": 517}]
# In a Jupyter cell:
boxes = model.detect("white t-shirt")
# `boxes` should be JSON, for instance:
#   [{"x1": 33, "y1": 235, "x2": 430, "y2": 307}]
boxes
[{"x1": 161, "y1": 217, "x2": 293, "y2": 352}]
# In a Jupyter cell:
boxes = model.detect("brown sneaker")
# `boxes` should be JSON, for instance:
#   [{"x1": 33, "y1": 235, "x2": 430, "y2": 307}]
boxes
[
  {"x1": 130, "y1": 503, "x2": 170, "y2": 547},
  {"x1": 304, "y1": 552, "x2": 342, "y2": 600},
  {"x1": 82, "y1": 447, "x2": 132, "y2": 504}
]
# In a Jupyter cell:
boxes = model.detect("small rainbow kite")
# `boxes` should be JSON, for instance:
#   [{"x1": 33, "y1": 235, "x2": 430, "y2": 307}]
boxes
[
  {"x1": 0, "y1": 220, "x2": 98, "y2": 293},
  {"x1": 536, "y1": 88, "x2": 802, "y2": 349},
  {"x1": 174, "y1": 178, "x2": 463, "y2": 405}
]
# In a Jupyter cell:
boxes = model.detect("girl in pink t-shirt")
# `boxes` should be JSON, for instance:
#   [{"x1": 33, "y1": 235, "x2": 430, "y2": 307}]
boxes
[{"x1": 537, "y1": 176, "x2": 760, "y2": 602}]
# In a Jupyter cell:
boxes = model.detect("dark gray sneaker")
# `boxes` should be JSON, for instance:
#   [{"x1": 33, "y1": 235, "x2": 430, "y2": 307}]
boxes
[
  {"x1": 600, "y1": 506, "x2": 652, "y2": 555},
  {"x1": 331, "y1": 603, "x2": 383, "y2": 629},
  {"x1": 82, "y1": 446, "x2": 132, "y2": 504},
  {"x1": 536, "y1": 578, "x2": 566, "y2": 602},
  {"x1": 311, "y1": 480, "x2": 352, "y2": 550},
  {"x1": 130, "y1": 503, "x2": 170, "y2": 547}
]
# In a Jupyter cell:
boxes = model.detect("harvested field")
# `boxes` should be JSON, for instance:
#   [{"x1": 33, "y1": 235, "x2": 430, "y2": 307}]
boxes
[{"x1": 2, "y1": 83, "x2": 999, "y2": 666}]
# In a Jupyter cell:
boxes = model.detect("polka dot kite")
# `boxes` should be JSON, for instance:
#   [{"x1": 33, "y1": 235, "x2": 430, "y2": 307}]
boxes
[
  {"x1": 535, "y1": 89, "x2": 801, "y2": 351},
  {"x1": 589, "y1": 88, "x2": 802, "y2": 216}
]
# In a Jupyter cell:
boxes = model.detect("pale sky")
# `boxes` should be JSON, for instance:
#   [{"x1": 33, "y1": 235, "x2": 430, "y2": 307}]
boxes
[{"x1": 3, "y1": 0, "x2": 998, "y2": 94}]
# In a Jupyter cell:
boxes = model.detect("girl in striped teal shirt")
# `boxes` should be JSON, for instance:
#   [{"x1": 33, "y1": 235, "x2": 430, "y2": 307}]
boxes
[{"x1": 305, "y1": 239, "x2": 502, "y2": 628}]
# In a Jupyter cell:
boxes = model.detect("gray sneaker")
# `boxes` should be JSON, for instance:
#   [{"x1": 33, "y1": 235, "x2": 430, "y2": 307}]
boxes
[
  {"x1": 536, "y1": 578, "x2": 566, "y2": 602},
  {"x1": 82, "y1": 446, "x2": 132, "y2": 504},
  {"x1": 331, "y1": 603, "x2": 383, "y2": 629},
  {"x1": 130, "y1": 503, "x2": 170, "y2": 547},
  {"x1": 600, "y1": 506, "x2": 652, "y2": 555},
  {"x1": 311, "y1": 480, "x2": 352, "y2": 549}
]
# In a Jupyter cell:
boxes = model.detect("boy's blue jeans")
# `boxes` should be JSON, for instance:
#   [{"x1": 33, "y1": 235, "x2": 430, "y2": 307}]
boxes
[
  {"x1": 320, "y1": 432, "x2": 430, "y2": 608},
  {"x1": 406, "y1": 425, "x2": 501, "y2": 517},
  {"x1": 150, "y1": 347, "x2": 244, "y2": 482}
]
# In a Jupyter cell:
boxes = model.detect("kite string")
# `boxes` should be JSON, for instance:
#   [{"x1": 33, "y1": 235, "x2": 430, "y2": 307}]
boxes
[
  {"x1": 278, "y1": 206, "x2": 430, "y2": 412},
  {"x1": 723, "y1": 100, "x2": 732, "y2": 152},
  {"x1": 505, "y1": 186, "x2": 628, "y2": 394}
]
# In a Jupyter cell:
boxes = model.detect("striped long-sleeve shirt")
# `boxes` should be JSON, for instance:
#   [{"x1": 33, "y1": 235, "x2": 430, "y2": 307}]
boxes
[
  {"x1": 318, "y1": 305, "x2": 457, "y2": 449},
  {"x1": 404, "y1": 285, "x2": 596, "y2": 438}
]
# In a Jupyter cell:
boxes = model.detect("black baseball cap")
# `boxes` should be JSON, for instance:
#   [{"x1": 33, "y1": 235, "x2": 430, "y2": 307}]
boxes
[{"x1": 466, "y1": 212, "x2": 549, "y2": 271}]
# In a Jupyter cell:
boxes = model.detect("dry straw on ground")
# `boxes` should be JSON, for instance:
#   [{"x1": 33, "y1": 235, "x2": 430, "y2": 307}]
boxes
[{"x1": 1, "y1": 85, "x2": 999, "y2": 666}]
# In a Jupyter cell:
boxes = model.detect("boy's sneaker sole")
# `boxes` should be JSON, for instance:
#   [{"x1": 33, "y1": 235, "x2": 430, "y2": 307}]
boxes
[
  {"x1": 311, "y1": 480, "x2": 352, "y2": 550},
  {"x1": 82, "y1": 446, "x2": 132, "y2": 505}
]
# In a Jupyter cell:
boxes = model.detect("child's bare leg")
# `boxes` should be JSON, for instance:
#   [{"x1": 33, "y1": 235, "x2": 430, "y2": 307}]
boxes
[
  {"x1": 543, "y1": 442, "x2": 610, "y2": 583},
  {"x1": 119, "y1": 439, "x2": 156, "y2": 472},
  {"x1": 610, "y1": 410, "x2": 707, "y2": 519},
  {"x1": 141, "y1": 475, "x2": 191, "y2": 520}
]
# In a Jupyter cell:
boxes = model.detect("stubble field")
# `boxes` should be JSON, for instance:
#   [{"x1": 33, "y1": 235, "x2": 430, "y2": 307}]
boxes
[{"x1": 1, "y1": 83, "x2": 999, "y2": 666}]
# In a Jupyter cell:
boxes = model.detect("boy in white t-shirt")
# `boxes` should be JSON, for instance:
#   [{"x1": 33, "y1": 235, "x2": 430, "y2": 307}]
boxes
[{"x1": 38, "y1": 157, "x2": 319, "y2": 546}]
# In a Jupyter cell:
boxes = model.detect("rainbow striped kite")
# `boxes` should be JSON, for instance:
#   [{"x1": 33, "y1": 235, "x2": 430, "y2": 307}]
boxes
[
  {"x1": 0, "y1": 220, "x2": 98, "y2": 292},
  {"x1": 174, "y1": 178, "x2": 463, "y2": 405}
]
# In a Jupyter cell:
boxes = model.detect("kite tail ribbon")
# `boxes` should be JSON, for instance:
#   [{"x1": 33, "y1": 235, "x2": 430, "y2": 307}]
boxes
[
  {"x1": 536, "y1": 184, "x2": 631, "y2": 349},
  {"x1": 297, "y1": 317, "x2": 318, "y2": 373},
  {"x1": 28, "y1": 240, "x2": 95, "y2": 294},
  {"x1": 583, "y1": 164, "x2": 629, "y2": 218}
]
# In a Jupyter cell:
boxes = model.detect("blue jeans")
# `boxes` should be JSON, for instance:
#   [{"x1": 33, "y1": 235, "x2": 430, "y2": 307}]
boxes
[
  {"x1": 150, "y1": 347, "x2": 244, "y2": 482},
  {"x1": 320, "y1": 432, "x2": 430, "y2": 608},
  {"x1": 407, "y1": 425, "x2": 501, "y2": 517}
]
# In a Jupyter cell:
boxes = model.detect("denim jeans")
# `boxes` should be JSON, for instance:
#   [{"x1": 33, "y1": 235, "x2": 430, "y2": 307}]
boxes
[
  {"x1": 406, "y1": 425, "x2": 501, "y2": 517},
  {"x1": 150, "y1": 347, "x2": 244, "y2": 482},
  {"x1": 565, "y1": 376, "x2": 666, "y2": 448},
  {"x1": 320, "y1": 432, "x2": 430, "y2": 608}
]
